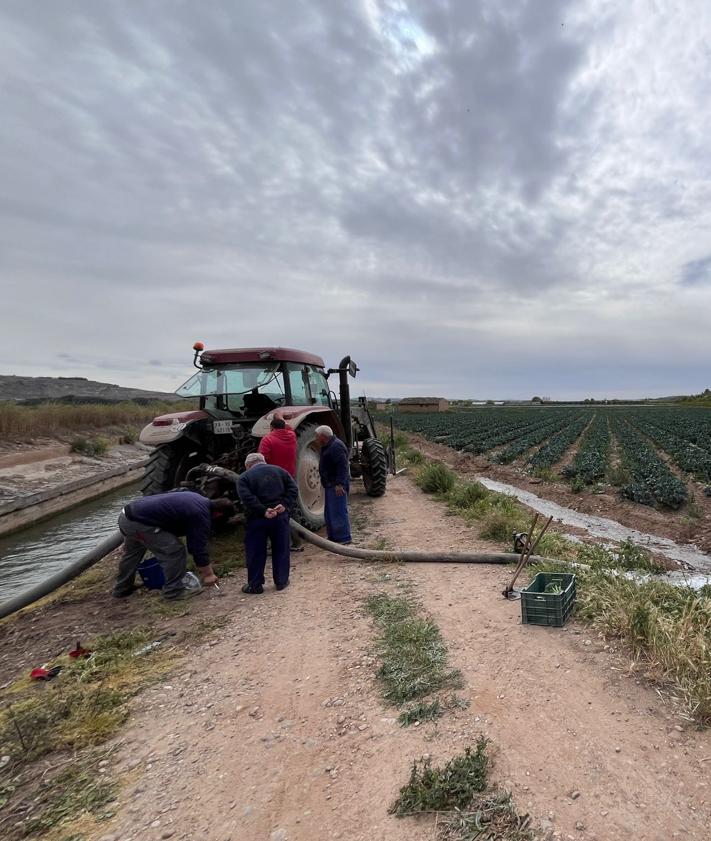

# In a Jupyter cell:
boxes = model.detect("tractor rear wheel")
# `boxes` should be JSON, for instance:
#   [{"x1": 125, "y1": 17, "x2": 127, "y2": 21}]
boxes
[
  {"x1": 141, "y1": 441, "x2": 205, "y2": 496},
  {"x1": 361, "y1": 438, "x2": 387, "y2": 497},
  {"x1": 293, "y1": 421, "x2": 326, "y2": 529}
]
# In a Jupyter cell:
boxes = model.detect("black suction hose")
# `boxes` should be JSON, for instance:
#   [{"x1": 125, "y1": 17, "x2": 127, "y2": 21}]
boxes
[
  {"x1": 0, "y1": 530, "x2": 124, "y2": 620},
  {"x1": 0, "y1": 520, "x2": 545, "y2": 621},
  {"x1": 289, "y1": 520, "x2": 547, "y2": 565}
]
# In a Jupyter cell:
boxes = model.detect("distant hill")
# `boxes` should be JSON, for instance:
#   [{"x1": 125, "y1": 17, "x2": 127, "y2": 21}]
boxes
[{"x1": 0, "y1": 375, "x2": 178, "y2": 404}]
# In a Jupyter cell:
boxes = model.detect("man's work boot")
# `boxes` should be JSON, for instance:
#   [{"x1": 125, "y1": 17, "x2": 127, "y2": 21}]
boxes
[{"x1": 241, "y1": 584, "x2": 264, "y2": 594}]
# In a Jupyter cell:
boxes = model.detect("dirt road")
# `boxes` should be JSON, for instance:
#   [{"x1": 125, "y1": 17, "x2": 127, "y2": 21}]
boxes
[{"x1": 101, "y1": 476, "x2": 711, "y2": 841}]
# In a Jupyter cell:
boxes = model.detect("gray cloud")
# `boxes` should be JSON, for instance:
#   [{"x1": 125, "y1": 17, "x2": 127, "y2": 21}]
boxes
[{"x1": 1, "y1": 0, "x2": 711, "y2": 399}]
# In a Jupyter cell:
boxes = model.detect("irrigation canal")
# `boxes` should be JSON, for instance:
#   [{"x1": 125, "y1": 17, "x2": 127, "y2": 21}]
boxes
[{"x1": 0, "y1": 482, "x2": 139, "y2": 603}]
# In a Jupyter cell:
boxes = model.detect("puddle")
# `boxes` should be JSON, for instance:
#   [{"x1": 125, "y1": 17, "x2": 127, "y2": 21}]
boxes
[{"x1": 478, "y1": 477, "x2": 711, "y2": 572}]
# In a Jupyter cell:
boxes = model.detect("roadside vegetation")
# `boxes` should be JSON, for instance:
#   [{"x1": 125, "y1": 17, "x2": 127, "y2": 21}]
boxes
[
  {"x1": 398, "y1": 437, "x2": 711, "y2": 725},
  {"x1": 70, "y1": 435, "x2": 110, "y2": 457},
  {"x1": 391, "y1": 738, "x2": 535, "y2": 840},
  {"x1": 365, "y1": 591, "x2": 463, "y2": 706},
  {"x1": 0, "y1": 526, "x2": 245, "y2": 840},
  {"x1": 0, "y1": 399, "x2": 189, "y2": 442}
]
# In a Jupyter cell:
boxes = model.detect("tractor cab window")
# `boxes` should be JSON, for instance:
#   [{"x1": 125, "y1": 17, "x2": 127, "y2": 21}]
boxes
[
  {"x1": 286, "y1": 363, "x2": 331, "y2": 407},
  {"x1": 176, "y1": 365, "x2": 286, "y2": 415}
]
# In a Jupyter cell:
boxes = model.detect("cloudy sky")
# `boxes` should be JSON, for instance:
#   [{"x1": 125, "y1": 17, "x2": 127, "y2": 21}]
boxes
[{"x1": 2, "y1": 0, "x2": 710, "y2": 400}]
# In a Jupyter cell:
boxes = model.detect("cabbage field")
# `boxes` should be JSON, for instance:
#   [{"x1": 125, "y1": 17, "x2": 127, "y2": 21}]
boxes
[{"x1": 392, "y1": 407, "x2": 711, "y2": 510}]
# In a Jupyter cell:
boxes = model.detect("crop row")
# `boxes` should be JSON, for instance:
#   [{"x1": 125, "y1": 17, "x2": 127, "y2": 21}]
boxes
[
  {"x1": 628, "y1": 415, "x2": 711, "y2": 483},
  {"x1": 562, "y1": 413, "x2": 611, "y2": 485},
  {"x1": 527, "y1": 414, "x2": 590, "y2": 470},
  {"x1": 611, "y1": 417, "x2": 688, "y2": 509},
  {"x1": 491, "y1": 412, "x2": 583, "y2": 464}
]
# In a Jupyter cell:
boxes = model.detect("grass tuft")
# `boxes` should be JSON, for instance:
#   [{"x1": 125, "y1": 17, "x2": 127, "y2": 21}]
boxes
[
  {"x1": 391, "y1": 741, "x2": 535, "y2": 840},
  {"x1": 20, "y1": 751, "x2": 119, "y2": 837},
  {"x1": 366, "y1": 593, "x2": 462, "y2": 705},
  {"x1": 416, "y1": 461, "x2": 456, "y2": 494},
  {"x1": 398, "y1": 699, "x2": 444, "y2": 726},
  {"x1": 0, "y1": 628, "x2": 170, "y2": 763},
  {"x1": 390, "y1": 739, "x2": 490, "y2": 815},
  {"x1": 70, "y1": 436, "x2": 110, "y2": 457},
  {"x1": 446, "y1": 482, "x2": 489, "y2": 510}
]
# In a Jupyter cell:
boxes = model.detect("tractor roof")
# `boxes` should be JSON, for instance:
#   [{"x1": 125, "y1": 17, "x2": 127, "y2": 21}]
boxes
[{"x1": 200, "y1": 347, "x2": 326, "y2": 368}]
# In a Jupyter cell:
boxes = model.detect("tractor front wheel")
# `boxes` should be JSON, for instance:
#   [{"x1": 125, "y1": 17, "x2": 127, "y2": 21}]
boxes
[
  {"x1": 141, "y1": 441, "x2": 206, "y2": 496},
  {"x1": 361, "y1": 438, "x2": 388, "y2": 497}
]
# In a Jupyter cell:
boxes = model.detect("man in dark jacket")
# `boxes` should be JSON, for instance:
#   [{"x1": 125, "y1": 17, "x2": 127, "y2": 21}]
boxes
[
  {"x1": 114, "y1": 491, "x2": 235, "y2": 600},
  {"x1": 237, "y1": 452, "x2": 299, "y2": 594},
  {"x1": 315, "y1": 425, "x2": 352, "y2": 544}
]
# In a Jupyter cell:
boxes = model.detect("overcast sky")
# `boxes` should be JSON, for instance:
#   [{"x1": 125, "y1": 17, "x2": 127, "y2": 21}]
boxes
[{"x1": 2, "y1": 0, "x2": 710, "y2": 400}]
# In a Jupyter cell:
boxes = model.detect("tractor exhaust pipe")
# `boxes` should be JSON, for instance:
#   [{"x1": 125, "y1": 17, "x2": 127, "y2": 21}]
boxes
[{"x1": 337, "y1": 355, "x2": 353, "y2": 450}]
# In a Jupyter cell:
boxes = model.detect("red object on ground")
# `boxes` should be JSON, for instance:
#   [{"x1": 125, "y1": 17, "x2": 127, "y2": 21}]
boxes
[
  {"x1": 69, "y1": 640, "x2": 91, "y2": 659},
  {"x1": 30, "y1": 666, "x2": 61, "y2": 680},
  {"x1": 258, "y1": 427, "x2": 298, "y2": 477}
]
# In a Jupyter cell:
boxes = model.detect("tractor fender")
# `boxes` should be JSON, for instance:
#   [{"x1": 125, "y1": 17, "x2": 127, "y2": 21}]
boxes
[
  {"x1": 139, "y1": 410, "x2": 209, "y2": 446},
  {"x1": 251, "y1": 406, "x2": 345, "y2": 439}
]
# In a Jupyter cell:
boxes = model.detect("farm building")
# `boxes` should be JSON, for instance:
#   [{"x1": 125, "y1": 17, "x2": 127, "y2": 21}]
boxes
[{"x1": 399, "y1": 397, "x2": 449, "y2": 413}]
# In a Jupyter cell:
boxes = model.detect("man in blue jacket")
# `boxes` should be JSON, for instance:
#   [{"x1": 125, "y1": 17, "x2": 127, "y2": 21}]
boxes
[
  {"x1": 315, "y1": 425, "x2": 352, "y2": 544},
  {"x1": 113, "y1": 491, "x2": 235, "y2": 600},
  {"x1": 237, "y1": 452, "x2": 299, "y2": 594}
]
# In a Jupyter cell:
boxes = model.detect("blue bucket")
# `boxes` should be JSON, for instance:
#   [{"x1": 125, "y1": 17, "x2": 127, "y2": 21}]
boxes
[{"x1": 137, "y1": 557, "x2": 165, "y2": 590}]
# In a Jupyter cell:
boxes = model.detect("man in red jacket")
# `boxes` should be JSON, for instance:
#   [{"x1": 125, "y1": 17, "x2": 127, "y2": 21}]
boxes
[
  {"x1": 258, "y1": 416, "x2": 302, "y2": 550},
  {"x1": 258, "y1": 416, "x2": 297, "y2": 475}
]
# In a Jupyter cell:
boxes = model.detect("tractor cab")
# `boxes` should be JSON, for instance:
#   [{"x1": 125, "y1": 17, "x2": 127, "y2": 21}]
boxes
[{"x1": 175, "y1": 354, "x2": 332, "y2": 419}]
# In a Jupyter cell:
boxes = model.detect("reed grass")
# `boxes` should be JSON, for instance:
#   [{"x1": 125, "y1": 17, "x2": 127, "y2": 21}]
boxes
[{"x1": 0, "y1": 400, "x2": 188, "y2": 440}]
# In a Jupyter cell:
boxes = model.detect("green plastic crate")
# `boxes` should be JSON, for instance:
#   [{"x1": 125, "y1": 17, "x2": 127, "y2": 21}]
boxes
[{"x1": 521, "y1": 572, "x2": 576, "y2": 627}]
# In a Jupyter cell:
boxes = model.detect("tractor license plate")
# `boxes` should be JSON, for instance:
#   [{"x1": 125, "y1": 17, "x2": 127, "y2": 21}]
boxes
[{"x1": 213, "y1": 420, "x2": 233, "y2": 434}]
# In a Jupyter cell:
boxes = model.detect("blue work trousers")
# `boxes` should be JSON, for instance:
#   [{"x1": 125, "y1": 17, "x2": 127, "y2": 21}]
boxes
[
  {"x1": 244, "y1": 512, "x2": 290, "y2": 588},
  {"x1": 324, "y1": 483, "x2": 351, "y2": 543}
]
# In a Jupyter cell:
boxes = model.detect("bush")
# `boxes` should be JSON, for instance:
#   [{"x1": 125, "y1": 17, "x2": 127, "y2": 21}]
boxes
[
  {"x1": 70, "y1": 436, "x2": 110, "y2": 457},
  {"x1": 446, "y1": 482, "x2": 490, "y2": 510},
  {"x1": 403, "y1": 447, "x2": 425, "y2": 465},
  {"x1": 479, "y1": 509, "x2": 525, "y2": 542},
  {"x1": 416, "y1": 461, "x2": 456, "y2": 494},
  {"x1": 119, "y1": 428, "x2": 137, "y2": 445}
]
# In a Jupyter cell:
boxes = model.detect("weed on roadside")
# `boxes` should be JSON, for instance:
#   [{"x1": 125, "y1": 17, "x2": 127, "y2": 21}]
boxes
[
  {"x1": 70, "y1": 436, "x2": 110, "y2": 458},
  {"x1": 398, "y1": 699, "x2": 444, "y2": 726},
  {"x1": 390, "y1": 739, "x2": 490, "y2": 815},
  {"x1": 398, "y1": 695, "x2": 470, "y2": 727},
  {"x1": 0, "y1": 628, "x2": 170, "y2": 763},
  {"x1": 532, "y1": 556, "x2": 711, "y2": 722},
  {"x1": 365, "y1": 593, "x2": 462, "y2": 705},
  {"x1": 391, "y1": 741, "x2": 534, "y2": 840},
  {"x1": 416, "y1": 462, "x2": 456, "y2": 494},
  {"x1": 402, "y1": 447, "x2": 425, "y2": 465},
  {"x1": 13, "y1": 749, "x2": 119, "y2": 839},
  {"x1": 439, "y1": 792, "x2": 535, "y2": 841}
]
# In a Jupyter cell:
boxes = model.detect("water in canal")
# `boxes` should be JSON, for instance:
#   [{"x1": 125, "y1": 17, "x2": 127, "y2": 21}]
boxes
[{"x1": 0, "y1": 483, "x2": 139, "y2": 603}]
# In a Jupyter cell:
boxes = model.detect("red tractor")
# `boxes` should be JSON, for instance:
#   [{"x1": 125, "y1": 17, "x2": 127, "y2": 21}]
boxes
[{"x1": 139, "y1": 344, "x2": 389, "y2": 528}]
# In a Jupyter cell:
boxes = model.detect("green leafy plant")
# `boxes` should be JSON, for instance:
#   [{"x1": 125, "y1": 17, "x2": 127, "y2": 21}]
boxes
[{"x1": 390, "y1": 739, "x2": 490, "y2": 815}]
